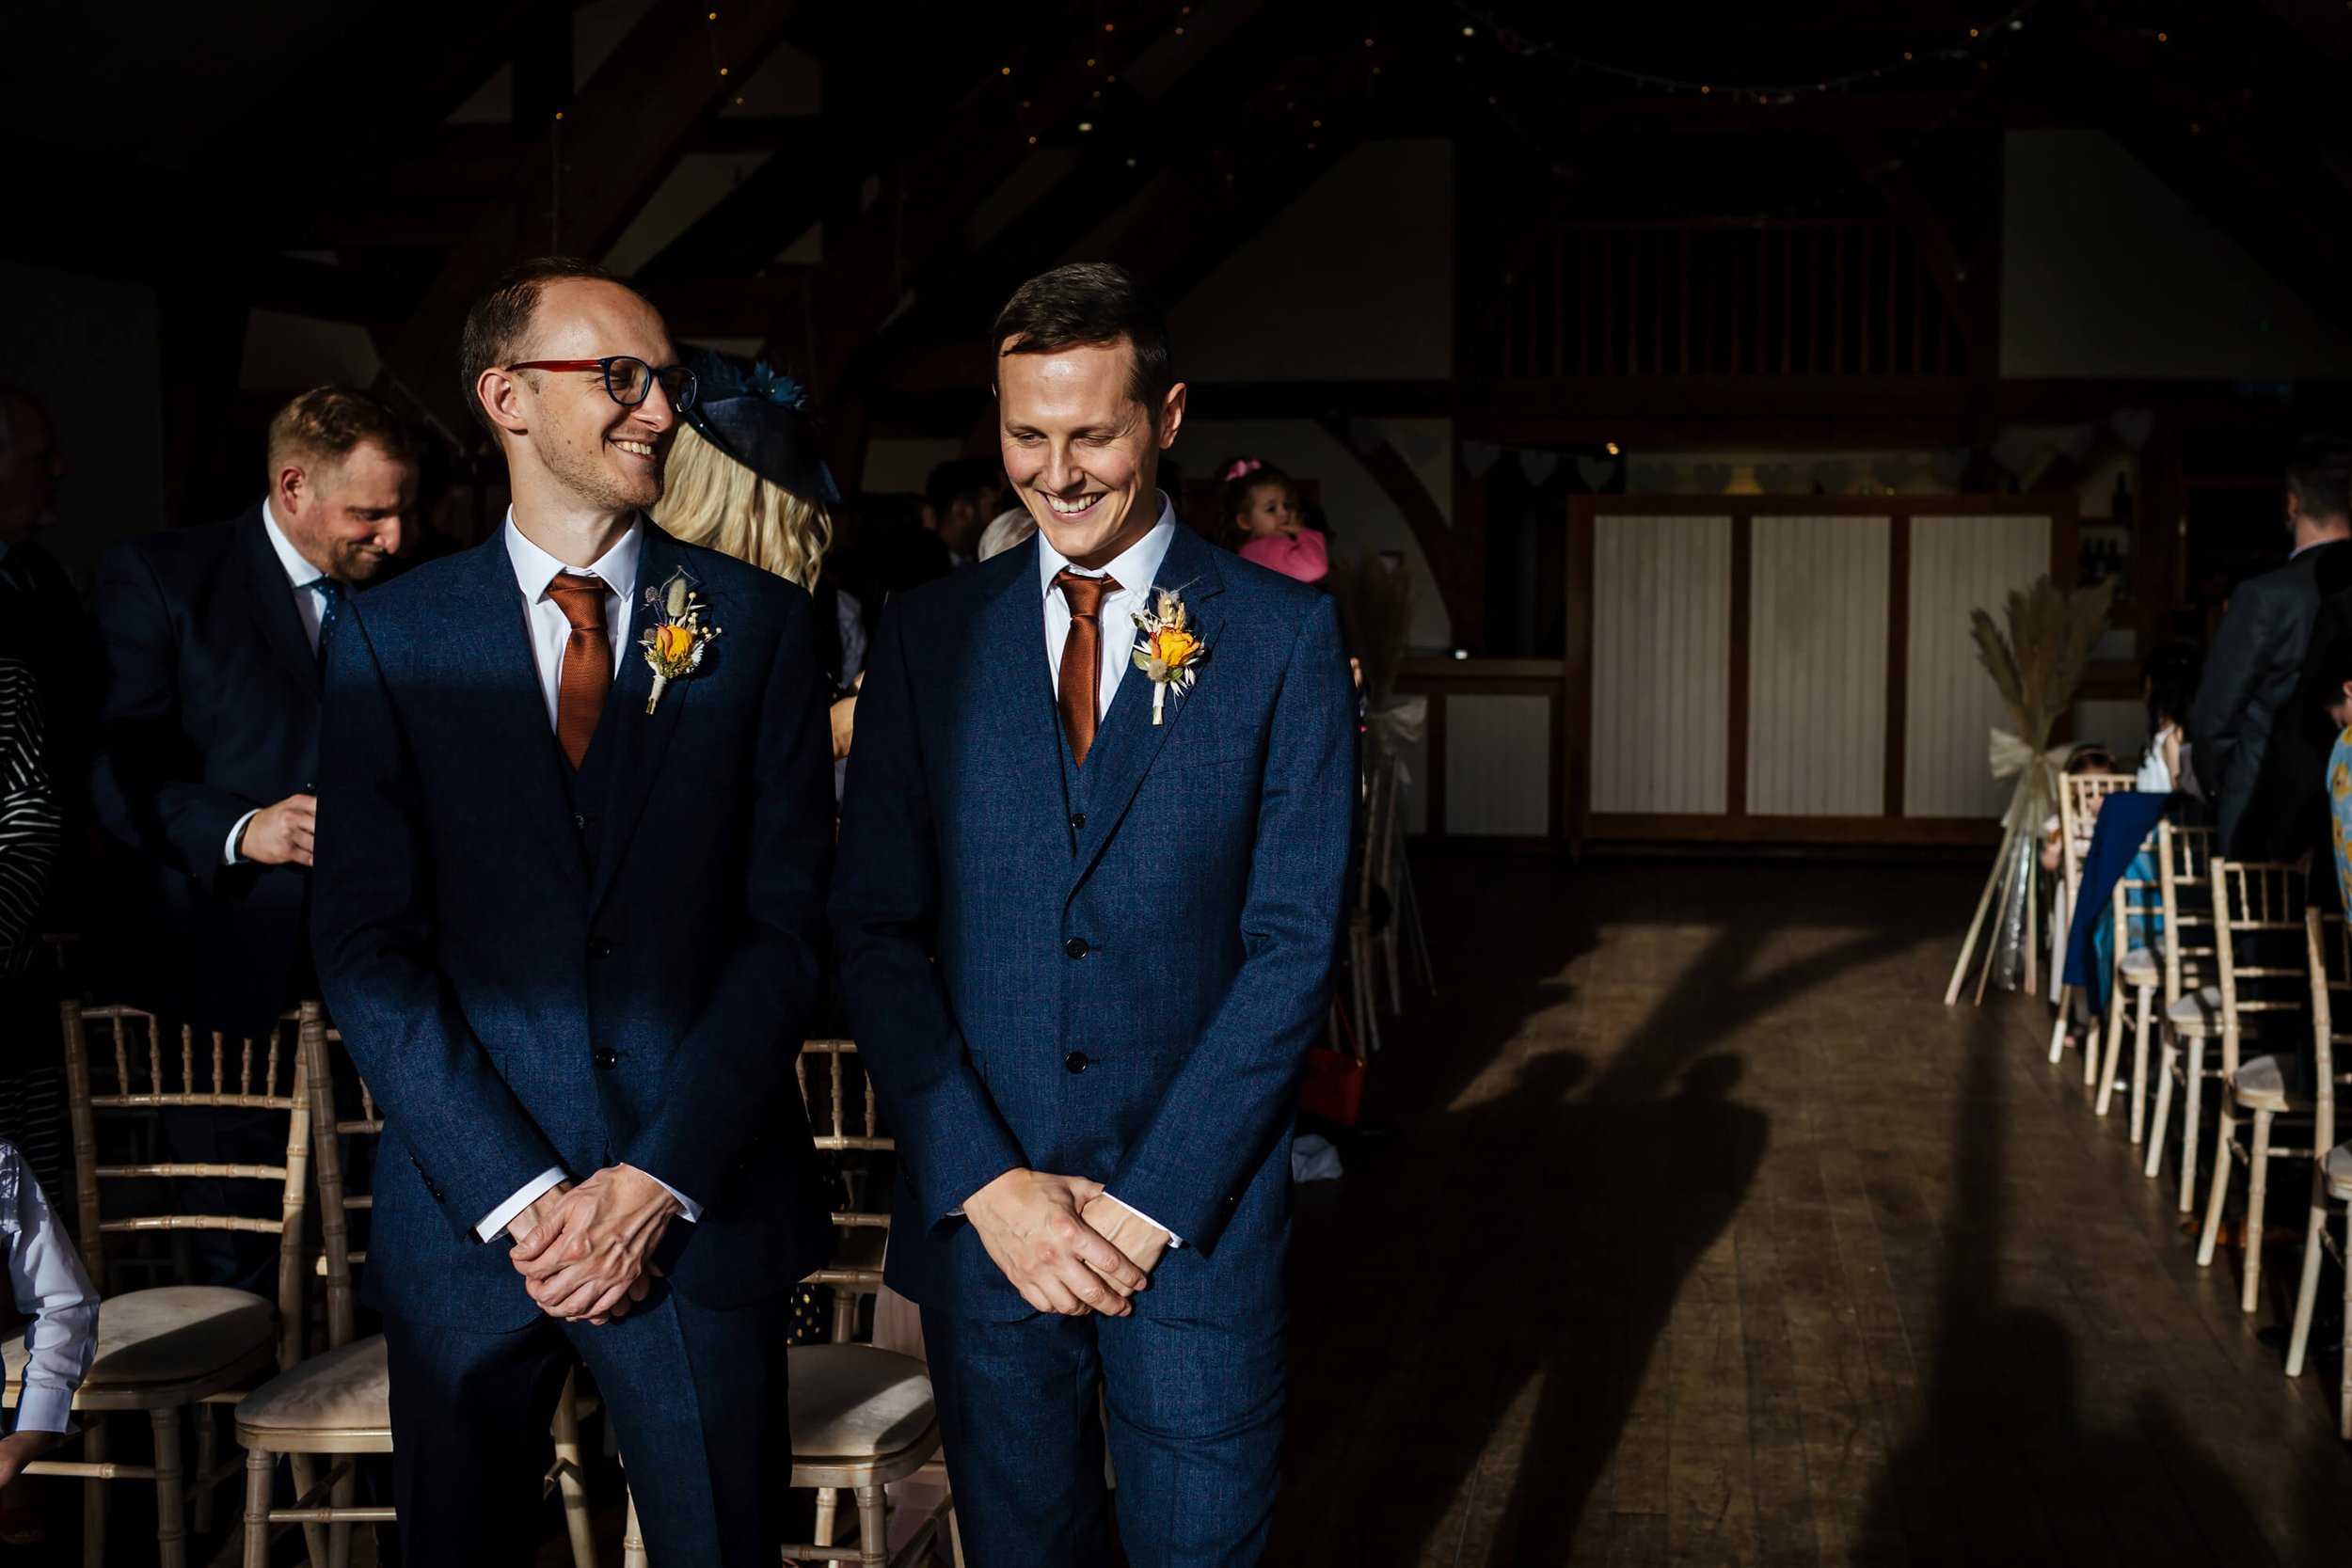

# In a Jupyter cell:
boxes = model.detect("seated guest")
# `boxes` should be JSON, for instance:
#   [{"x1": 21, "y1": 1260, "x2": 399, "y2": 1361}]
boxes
[
  {"x1": 1221, "y1": 455, "x2": 1328, "y2": 584},
  {"x1": 0, "y1": 389, "x2": 87, "y2": 745},
  {"x1": 0, "y1": 1136, "x2": 99, "y2": 1545},
  {"x1": 2188, "y1": 434, "x2": 2352, "y2": 858},
  {"x1": 90, "y1": 384, "x2": 415, "y2": 1035},
  {"x1": 0, "y1": 659, "x2": 64, "y2": 1208},
  {"x1": 657, "y1": 349, "x2": 866, "y2": 785},
  {"x1": 2321, "y1": 633, "x2": 2352, "y2": 908},
  {"x1": 2137, "y1": 641, "x2": 2202, "y2": 795},
  {"x1": 838, "y1": 491, "x2": 950, "y2": 641},
  {"x1": 89, "y1": 385, "x2": 414, "y2": 1286},
  {"x1": 924, "y1": 457, "x2": 1003, "y2": 568}
]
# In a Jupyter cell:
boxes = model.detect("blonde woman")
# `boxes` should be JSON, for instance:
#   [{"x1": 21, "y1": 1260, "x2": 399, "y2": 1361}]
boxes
[{"x1": 658, "y1": 350, "x2": 866, "y2": 769}]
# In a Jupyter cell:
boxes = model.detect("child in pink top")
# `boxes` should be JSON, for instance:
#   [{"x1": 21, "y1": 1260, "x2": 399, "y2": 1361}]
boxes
[{"x1": 1221, "y1": 457, "x2": 1329, "y2": 584}]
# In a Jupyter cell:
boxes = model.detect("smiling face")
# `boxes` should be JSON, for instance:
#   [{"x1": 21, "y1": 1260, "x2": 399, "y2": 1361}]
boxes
[
  {"x1": 997, "y1": 338, "x2": 1184, "y2": 570},
  {"x1": 277, "y1": 439, "x2": 415, "y2": 583},
  {"x1": 483, "y1": 277, "x2": 678, "y2": 515}
]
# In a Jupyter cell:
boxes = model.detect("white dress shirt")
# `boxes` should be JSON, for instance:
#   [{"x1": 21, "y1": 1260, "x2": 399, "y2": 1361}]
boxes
[
  {"x1": 474, "y1": 514, "x2": 699, "y2": 1243},
  {"x1": 2, "y1": 1140, "x2": 98, "y2": 1435},
  {"x1": 1036, "y1": 494, "x2": 1178, "y2": 720},
  {"x1": 1032, "y1": 496, "x2": 1184, "y2": 1246},
  {"x1": 221, "y1": 500, "x2": 343, "y2": 865}
]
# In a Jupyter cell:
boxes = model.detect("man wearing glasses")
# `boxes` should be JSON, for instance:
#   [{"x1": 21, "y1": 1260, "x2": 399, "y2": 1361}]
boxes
[{"x1": 311, "y1": 257, "x2": 836, "y2": 1566}]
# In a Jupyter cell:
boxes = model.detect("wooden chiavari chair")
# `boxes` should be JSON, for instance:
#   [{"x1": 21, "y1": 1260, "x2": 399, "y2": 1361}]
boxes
[
  {"x1": 2284, "y1": 909, "x2": 2352, "y2": 1435},
  {"x1": 1, "y1": 1002, "x2": 313, "y2": 1568},
  {"x1": 2048, "y1": 772, "x2": 2137, "y2": 1077},
  {"x1": 2192, "y1": 861, "x2": 2313, "y2": 1308},
  {"x1": 801, "y1": 1039, "x2": 895, "y2": 1346},
  {"x1": 2143, "y1": 822, "x2": 2225, "y2": 1207},
  {"x1": 233, "y1": 1022, "x2": 597, "y2": 1568},
  {"x1": 2096, "y1": 830, "x2": 2168, "y2": 1126}
]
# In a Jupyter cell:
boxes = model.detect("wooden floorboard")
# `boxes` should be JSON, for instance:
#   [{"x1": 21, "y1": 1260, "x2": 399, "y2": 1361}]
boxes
[{"x1": 1272, "y1": 854, "x2": 2352, "y2": 1567}]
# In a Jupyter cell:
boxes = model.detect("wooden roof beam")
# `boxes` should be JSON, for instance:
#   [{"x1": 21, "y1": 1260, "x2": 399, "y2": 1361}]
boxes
[{"x1": 378, "y1": 0, "x2": 803, "y2": 430}]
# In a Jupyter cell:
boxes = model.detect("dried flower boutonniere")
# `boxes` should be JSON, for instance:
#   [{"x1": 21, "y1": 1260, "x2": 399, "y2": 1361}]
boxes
[
  {"x1": 1130, "y1": 587, "x2": 1207, "y2": 726},
  {"x1": 639, "y1": 568, "x2": 720, "y2": 714}
]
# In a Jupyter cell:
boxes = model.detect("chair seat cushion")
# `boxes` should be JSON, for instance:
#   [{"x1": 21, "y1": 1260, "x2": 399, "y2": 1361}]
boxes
[
  {"x1": 2229, "y1": 1053, "x2": 2309, "y2": 1113},
  {"x1": 2167, "y1": 987, "x2": 2222, "y2": 1033},
  {"x1": 2326, "y1": 1142, "x2": 2352, "y2": 1202},
  {"x1": 2120, "y1": 946, "x2": 2163, "y2": 986},
  {"x1": 787, "y1": 1345, "x2": 934, "y2": 1460},
  {"x1": 5, "y1": 1287, "x2": 272, "y2": 1396},
  {"x1": 235, "y1": 1336, "x2": 389, "y2": 1442}
]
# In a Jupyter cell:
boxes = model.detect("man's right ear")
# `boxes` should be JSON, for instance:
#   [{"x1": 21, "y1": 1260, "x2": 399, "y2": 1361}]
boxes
[{"x1": 476, "y1": 369, "x2": 531, "y2": 437}]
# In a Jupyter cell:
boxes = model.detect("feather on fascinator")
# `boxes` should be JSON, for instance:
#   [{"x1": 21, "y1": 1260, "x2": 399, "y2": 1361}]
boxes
[{"x1": 679, "y1": 347, "x2": 840, "y2": 502}]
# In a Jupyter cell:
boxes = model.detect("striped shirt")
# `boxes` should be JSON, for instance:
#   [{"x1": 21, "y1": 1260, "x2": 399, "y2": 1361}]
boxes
[{"x1": 0, "y1": 659, "x2": 58, "y2": 978}]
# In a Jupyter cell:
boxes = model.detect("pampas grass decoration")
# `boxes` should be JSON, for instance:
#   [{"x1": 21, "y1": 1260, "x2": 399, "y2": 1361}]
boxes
[{"x1": 1946, "y1": 574, "x2": 2117, "y2": 1006}]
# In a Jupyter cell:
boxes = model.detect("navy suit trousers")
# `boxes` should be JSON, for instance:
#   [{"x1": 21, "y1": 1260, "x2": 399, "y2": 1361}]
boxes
[
  {"x1": 382, "y1": 1285, "x2": 790, "y2": 1568},
  {"x1": 923, "y1": 1303, "x2": 1286, "y2": 1568}
]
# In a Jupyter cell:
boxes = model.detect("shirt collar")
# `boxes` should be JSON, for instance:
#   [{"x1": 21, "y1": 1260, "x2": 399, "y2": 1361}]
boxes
[
  {"x1": 502, "y1": 511, "x2": 644, "y2": 605},
  {"x1": 1035, "y1": 492, "x2": 1178, "y2": 601},
  {"x1": 260, "y1": 498, "x2": 330, "y2": 590}
]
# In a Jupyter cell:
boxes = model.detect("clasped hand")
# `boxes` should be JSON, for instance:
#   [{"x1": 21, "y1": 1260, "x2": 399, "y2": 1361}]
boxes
[
  {"x1": 509, "y1": 1165, "x2": 680, "y2": 1324},
  {"x1": 963, "y1": 1168, "x2": 1168, "y2": 1318}
]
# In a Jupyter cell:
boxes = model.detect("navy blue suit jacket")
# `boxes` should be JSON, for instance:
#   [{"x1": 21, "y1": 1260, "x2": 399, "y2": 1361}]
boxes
[
  {"x1": 311, "y1": 526, "x2": 835, "y2": 1331},
  {"x1": 830, "y1": 523, "x2": 1357, "y2": 1322},
  {"x1": 89, "y1": 504, "x2": 329, "y2": 1036}
]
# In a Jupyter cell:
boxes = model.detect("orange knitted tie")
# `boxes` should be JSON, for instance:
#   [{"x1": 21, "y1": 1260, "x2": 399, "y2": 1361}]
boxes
[
  {"x1": 1055, "y1": 568, "x2": 1120, "y2": 769},
  {"x1": 547, "y1": 572, "x2": 612, "y2": 768}
]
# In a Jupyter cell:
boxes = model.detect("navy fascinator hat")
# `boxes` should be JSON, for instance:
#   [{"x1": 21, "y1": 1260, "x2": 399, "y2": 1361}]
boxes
[{"x1": 678, "y1": 348, "x2": 840, "y2": 503}]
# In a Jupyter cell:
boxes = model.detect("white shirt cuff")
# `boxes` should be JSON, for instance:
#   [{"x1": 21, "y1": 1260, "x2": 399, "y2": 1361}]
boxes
[
  {"x1": 223, "y1": 808, "x2": 261, "y2": 866},
  {"x1": 626, "y1": 1165, "x2": 700, "y2": 1223},
  {"x1": 477, "y1": 1167, "x2": 567, "y2": 1242},
  {"x1": 13, "y1": 1385, "x2": 72, "y2": 1435},
  {"x1": 1102, "y1": 1194, "x2": 1183, "y2": 1247}
]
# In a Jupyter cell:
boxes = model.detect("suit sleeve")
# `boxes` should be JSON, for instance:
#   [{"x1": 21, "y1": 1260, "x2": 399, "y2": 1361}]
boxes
[
  {"x1": 1108, "y1": 595, "x2": 1357, "y2": 1251},
  {"x1": 2187, "y1": 576, "x2": 2282, "y2": 811},
  {"x1": 87, "y1": 541, "x2": 258, "y2": 888},
  {"x1": 829, "y1": 605, "x2": 1027, "y2": 1227},
  {"x1": 310, "y1": 608, "x2": 563, "y2": 1238},
  {"x1": 614, "y1": 592, "x2": 834, "y2": 1209}
]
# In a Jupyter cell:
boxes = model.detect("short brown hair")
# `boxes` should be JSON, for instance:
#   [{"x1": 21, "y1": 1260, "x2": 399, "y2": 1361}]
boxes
[
  {"x1": 991, "y1": 262, "x2": 1174, "y2": 426},
  {"x1": 459, "y1": 256, "x2": 634, "y2": 436},
  {"x1": 264, "y1": 386, "x2": 415, "y2": 483}
]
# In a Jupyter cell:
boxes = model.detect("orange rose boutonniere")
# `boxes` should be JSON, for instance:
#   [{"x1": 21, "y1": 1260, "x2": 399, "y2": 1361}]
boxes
[
  {"x1": 1130, "y1": 586, "x2": 1207, "y2": 726},
  {"x1": 639, "y1": 568, "x2": 721, "y2": 714}
]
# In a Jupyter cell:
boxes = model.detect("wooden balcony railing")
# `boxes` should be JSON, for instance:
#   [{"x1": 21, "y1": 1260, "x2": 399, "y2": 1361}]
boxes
[{"x1": 1488, "y1": 217, "x2": 1966, "y2": 380}]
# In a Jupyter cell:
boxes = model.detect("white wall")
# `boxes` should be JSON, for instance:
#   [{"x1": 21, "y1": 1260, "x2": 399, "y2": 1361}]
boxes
[
  {"x1": 2002, "y1": 129, "x2": 2352, "y2": 378},
  {"x1": 1170, "y1": 139, "x2": 1453, "y2": 384},
  {"x1": 0, "y1": 261, "x2": 166, "y2": 583}
]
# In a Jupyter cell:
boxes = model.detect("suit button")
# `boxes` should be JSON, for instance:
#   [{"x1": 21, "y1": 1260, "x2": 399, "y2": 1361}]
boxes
[
  {"x1": 1071, "y1": 813, "x2": 1086, "y2": 831},
  {"x1": 1065, "y1": 937, "x2": 1089, "y2": 959},
  {"x1": 589, "y1": 938, "x2": 614, "y2": 960},
  {"x1": 593, "y1": 1048, "x2": 619, "y2": 1069},
  {"x1": 1065, "y1": 1052, "x2": 1089, "y2": 1074}
]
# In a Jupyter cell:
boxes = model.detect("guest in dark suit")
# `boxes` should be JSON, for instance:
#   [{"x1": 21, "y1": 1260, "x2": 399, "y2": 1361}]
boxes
[
  {"x1": 89, "y1": 384, "x2": 417, "y2": 1037},
  {"x1": 833, "y1": 263, "x2": 1358, "y2": 1567},
  {"x1": 2187, "y1": 434, "x2": 2352, "y2": 859},
  {"x1": 311, "y1": 257, "x2": 834, "y2": 1568}
]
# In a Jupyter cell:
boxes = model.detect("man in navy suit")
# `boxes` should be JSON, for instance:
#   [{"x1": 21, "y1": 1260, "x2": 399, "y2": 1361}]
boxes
[
  {"x1": 833, "y1": 263, "x2": 1357, "y2": 1566},
  {"x1": 311, "y1": 257, "x2": 834, "y2": 1567},
  {"x1": 90, "y1": 384, "x2": 417, "y2": 1037},
  {"x1": 91, "y1": 385, "x2": 416, "y2": 1289}
]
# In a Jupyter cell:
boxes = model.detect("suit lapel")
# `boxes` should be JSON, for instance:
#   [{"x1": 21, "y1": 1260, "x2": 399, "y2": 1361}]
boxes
[
  {"x1": 589, "y1": 524, "x2": 691, "y2": 914},
  {"x1": 1068, "y1": 526, "x2": 1226, "y2": 893},
  {"x1": 451, "y1": 534, "x2": 589, "y2": 896},
  {"x1": 977, "y1": 537, "x2": 1076, "y2": 846},
  {"x1": 240, "y1": 507, "x2": 320, "y2": 698}
]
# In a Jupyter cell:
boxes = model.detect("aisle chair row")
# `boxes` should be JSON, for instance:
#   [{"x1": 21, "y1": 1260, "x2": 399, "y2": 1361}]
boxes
[{"x1": 0, "y1": 1003, "x2": 957, "y2": 1568}]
